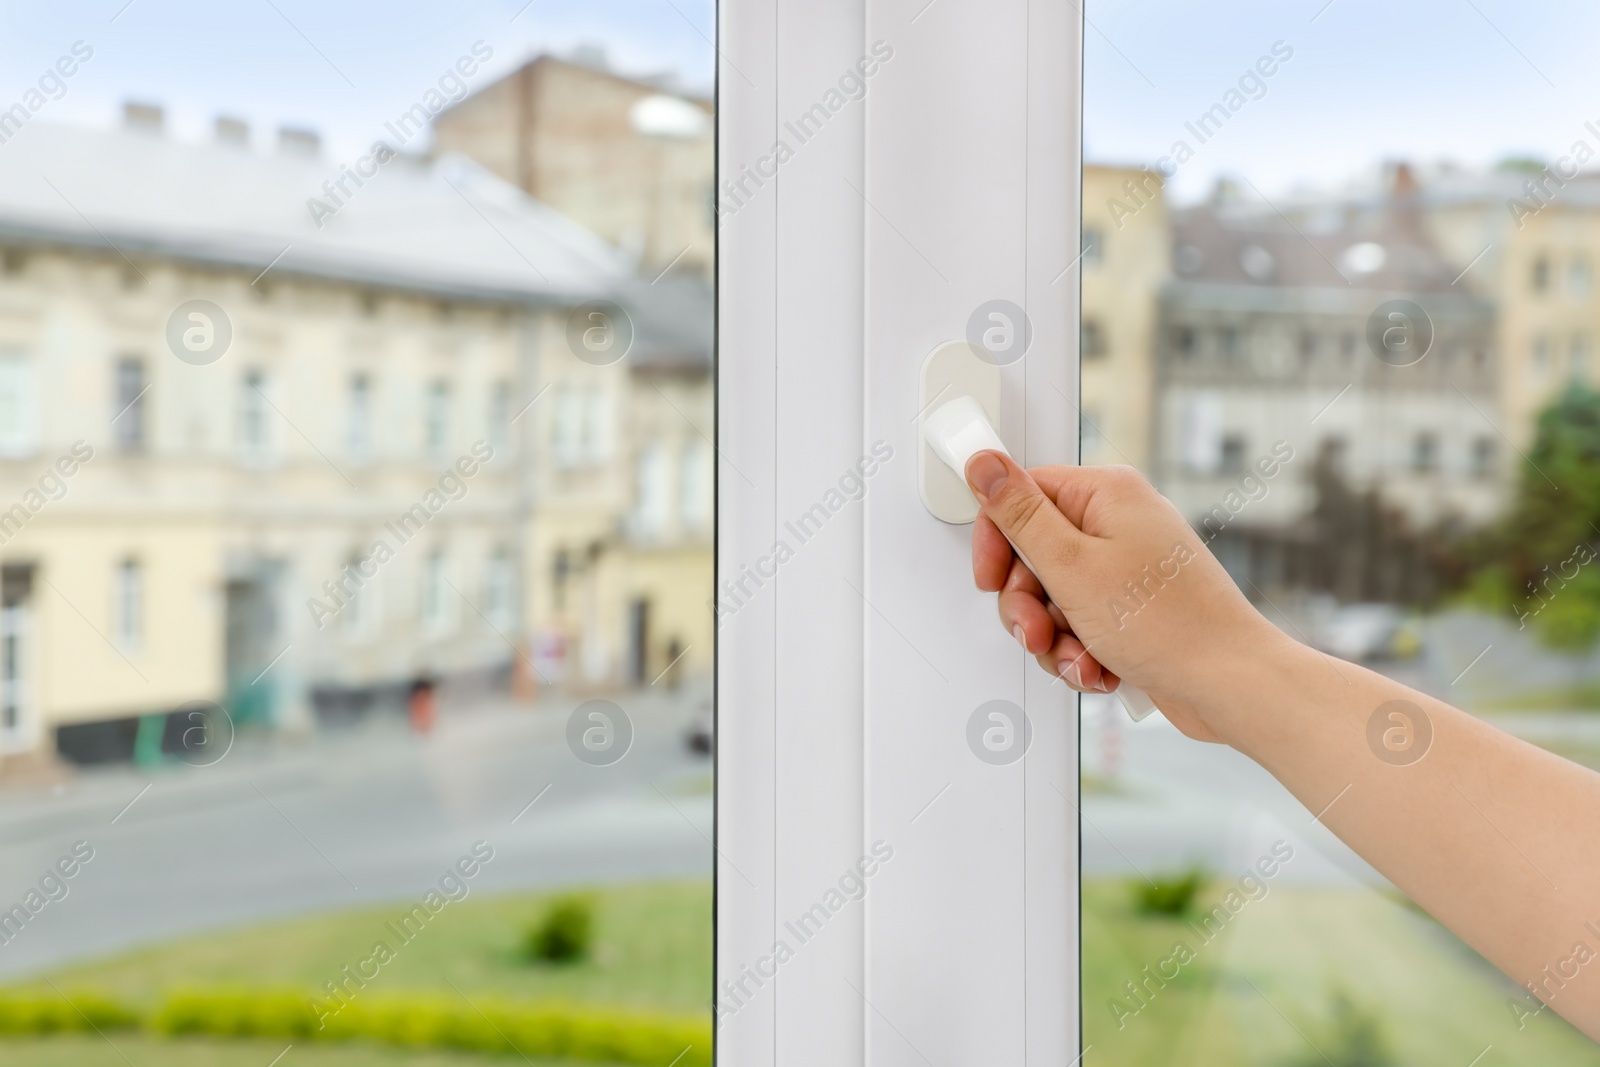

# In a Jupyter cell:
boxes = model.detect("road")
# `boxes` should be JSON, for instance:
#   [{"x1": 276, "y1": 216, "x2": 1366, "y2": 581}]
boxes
[{"x1": 0, "y1": 687, "x2": 714, "y2": 978}]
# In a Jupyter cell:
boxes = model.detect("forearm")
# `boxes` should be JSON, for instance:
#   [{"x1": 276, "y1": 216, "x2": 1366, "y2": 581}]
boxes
[{"x1": 1202, "y1": 636, "x2": 1600, "y2": 1038}]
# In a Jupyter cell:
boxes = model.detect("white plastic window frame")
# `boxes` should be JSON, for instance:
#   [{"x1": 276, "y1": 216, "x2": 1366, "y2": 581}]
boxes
[{"x1": 716, "y1": 1, "x2": 1084, "y2": 1064}]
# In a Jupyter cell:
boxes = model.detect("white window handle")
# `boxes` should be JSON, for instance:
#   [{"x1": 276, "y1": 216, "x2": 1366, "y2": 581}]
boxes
[{"x1": 921, "y1": 387, "x2": 1158, "y2": 723}]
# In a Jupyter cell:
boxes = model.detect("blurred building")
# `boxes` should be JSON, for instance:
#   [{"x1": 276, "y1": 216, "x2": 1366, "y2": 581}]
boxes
[
  {"x1": 433, "y1": 50, "x2": 714, "y2": 281},
  {"x1": 1416, "y1": 164, "x2": 1600, "y2": 450},
  {"x1": 1154, "y1": 181, "x2": 1500, "y2": 594},
  {"x1": 1080, "y1": 165, "x2": 1170, "y2": 469},
  {"x1": 617, "y1": 278, "x2": 713, "y2": 688},
  {"x1": 0, "y1": 107, "x2": 681, "y2": 764}
]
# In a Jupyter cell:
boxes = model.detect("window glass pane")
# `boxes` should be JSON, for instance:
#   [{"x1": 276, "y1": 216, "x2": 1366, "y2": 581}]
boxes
[
  {"x1": 0, "y1": 10, "x2": 715, "y2": 1064},
  {"x1": 1086, "y1": 4, "x2": 1600, "y2": 1062}
]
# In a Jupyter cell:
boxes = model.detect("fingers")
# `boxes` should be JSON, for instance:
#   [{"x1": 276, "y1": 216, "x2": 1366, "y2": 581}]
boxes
[
  {"x1": 972, "y1": 510, "x2": 1014, "y2": 592},
  {"x1": 996, "y1": 560, "x2": 1053, "y2": 654},
  {"x1": 1036, "y1": 630, "x2": 1115, "y2": 693},
  {"x1": 965, "y1": 451, "x2": 1088, "y2": 589}
]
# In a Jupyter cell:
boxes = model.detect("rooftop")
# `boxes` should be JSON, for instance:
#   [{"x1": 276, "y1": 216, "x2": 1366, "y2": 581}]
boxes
[{"x1": 0, "y1": 120, "x2": 632, "y2": 303}]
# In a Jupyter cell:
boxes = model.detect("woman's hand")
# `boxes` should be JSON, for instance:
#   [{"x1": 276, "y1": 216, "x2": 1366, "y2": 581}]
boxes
[
  {"x1": 965, "y1": 451, "x2": 1600, "y2": 1041},
  {"x1": 965, "y1": 449, "x2": 1293, "y2": 745}
]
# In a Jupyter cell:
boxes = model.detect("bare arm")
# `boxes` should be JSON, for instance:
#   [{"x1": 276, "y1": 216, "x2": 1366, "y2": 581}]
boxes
[{"x1": 963, "y1": 449, "x2": 1600, "y2": 1041}]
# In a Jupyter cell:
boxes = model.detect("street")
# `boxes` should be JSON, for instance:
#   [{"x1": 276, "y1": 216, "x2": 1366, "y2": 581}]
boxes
[{"x1": 0, "y1": 688, "x2": 714, "y2": 978}]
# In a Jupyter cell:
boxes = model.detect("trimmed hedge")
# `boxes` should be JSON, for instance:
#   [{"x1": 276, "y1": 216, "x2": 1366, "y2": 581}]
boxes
[
  {"x1": 0, "y1": 991, "x2": 137, "y2": 1034},
  {"x1": 156, "y1": 989, "x2": 711, "y2": 1063},
  {"x1": 0, "y1": 988, "x2": 709, "y2": 1065}
]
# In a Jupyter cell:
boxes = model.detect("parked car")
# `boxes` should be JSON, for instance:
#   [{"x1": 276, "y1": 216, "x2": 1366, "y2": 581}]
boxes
[{"x1": 1313, "y1": 602, "x2": 1420, "y2": 662}]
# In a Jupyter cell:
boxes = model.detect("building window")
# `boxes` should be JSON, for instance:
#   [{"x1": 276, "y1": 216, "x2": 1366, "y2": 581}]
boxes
[
  {"x1": 1179, "y1": 392, "x2": 1223, "y2": 473},
  {"x1": 489, "y1": 380, "x2": 511, "y2": 455},
  {"x1": 1298, "y1": 331, "x2": 1318, "y2": 364},
  {"x1": 1412, "y1": 432, "x2": 1438, "y2": 473},
  {"x1": 485, "y1": 548, "x2": 514, "y2": 627},
  {"x1": 553, "y1": 385, "x2": 582, "y2": 468},
  {"x1": 343, "y1": 552, "x2": 373, "y2": 637},
  {"x1": 1218, "y1": 327, "x2": 1241, "y2": 360},
  {"x1": 582, "y1": 386, "x2": 610, "y2": 464},
  {"x1": 1081, "y1": 319, "x2": 1107, "y2": 359},
  {"x1": 1532, "y1": 335, "x2": 1551, "y2": 380},
  {"x1": 1471, "y1": 437, "x2": 1495, "y2": 480},
  {"x1": 1171, "y1": 325, "x2": 1197, "y2": 358},
  {"x1": 635, "y1": 443, "x2": 670, "y2": 537},
  {"x1": 681, "y1": 442, "x2": 712, "y2": 532},
  {"x1": 425, "y1": 380, "x2": 449, "y2": 459},
  {"x1": 552, "y1": 548, "x2": 570, "y2": 611},
  {"x1": 239, "y1": 369, "x2": 270, "y2": 459},
  {"x1": 1219, "y1": 434, "x2": 1247, "y2": 475},
  {"x1": 0, "y1": 353, "x2": 37, "y2": 458},
  {"x1": 113, "y1": 357, "x2": 147, "y2": 453},
  {"x1": 1532, "y1": 255, "x2": 1550, "y2": 293},
  {"x1": 423, "y1": 549, "x2": 453, "y2": 633},
  {"x1": 1081, "y1": 228, "x2": 1103, "y2": 267},
  {"x1": 115, "y1": 558, "x2": 142, "y2": 650},
  {"x1": 1573, "y1": 334, "x2": 1589, "y2": 381},
  {"x1": 1572, "y1": 257, "x2": 1591, "y2": 298},
  {"x1": 348, "y1": 375, "x2": 372, "y2": 462}
]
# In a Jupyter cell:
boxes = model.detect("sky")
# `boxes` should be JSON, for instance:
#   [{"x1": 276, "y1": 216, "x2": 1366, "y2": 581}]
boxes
[{"x1": 1, "y1": 0, "x2": 1597, "y2": 203}]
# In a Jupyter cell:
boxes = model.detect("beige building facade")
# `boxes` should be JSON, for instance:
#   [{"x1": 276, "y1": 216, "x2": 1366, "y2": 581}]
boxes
[
  {"x1": 0, "y1": 114, "x2": 660, "y2": 762},
  {"x1": 1420, "y1": 169, "x2": 1600, "y2": 449},
  {"x1": 1079, "y1": 164, "x2": 1170, "y2": 471}
]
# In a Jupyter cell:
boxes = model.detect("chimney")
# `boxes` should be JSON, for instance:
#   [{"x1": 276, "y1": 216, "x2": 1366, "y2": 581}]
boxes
[
  {"x1": 277, "y1": 126, "x2": 320, "y2": 156},
  {"x1": 570, "y1": 43, "x2": 608, "y2": 70},
  {"x1": 123, "y1": 101, "x2": 164, "y2": 133},
  {"x1": 215, "y1": 116, "x2": 249, "y2": 146}
]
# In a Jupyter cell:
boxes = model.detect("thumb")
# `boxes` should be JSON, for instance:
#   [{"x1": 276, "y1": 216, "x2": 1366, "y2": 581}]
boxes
[{"x1": 964, "y1": 450, "x2": 1087, "y2": 580}]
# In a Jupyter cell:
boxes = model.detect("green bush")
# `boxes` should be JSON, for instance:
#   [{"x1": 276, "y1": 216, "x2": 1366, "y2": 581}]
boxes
[
  {"x1": 524, "y1": 892, "x2": 597, "y2": 963},
  {"x1": 0, "y1": 990, "x2": 136, "y2": 1034},
  {"x1": 1289, "y1": 989, "x2": 1396, "y2": 1067},
  {"x1": 1131, "y1": 868, "x2": 1206, "y2": 917}
]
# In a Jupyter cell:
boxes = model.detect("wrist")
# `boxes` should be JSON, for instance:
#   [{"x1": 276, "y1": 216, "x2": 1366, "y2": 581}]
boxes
[{"x1": 1162, "y1": 620, "x2": 1318, "y2": 754}]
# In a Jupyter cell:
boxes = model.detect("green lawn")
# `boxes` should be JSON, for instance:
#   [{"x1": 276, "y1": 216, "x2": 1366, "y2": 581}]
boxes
[
  {"x1": 34, "y1": 880, "x2": 712, "y2": 1016},
  {"x1": 9, "y1": 875, "x2": 1600, "y2": 1065},
  {"x1": 1084, "y1": 877, "x2": 1600, "y2": 1066}
]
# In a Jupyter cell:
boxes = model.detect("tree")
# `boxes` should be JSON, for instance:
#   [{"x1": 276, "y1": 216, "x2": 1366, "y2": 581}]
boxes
[{"x1": 1464, "y1": 385, "x2": 1600, "y2": 648}]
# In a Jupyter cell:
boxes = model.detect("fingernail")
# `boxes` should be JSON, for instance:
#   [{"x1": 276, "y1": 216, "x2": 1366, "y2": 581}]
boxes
[
  {"x1": 966, "y1": 451, "x2": 1007, "y2": 500},
  {"x1": 1059, "y1": 659, "x2": 1084, "y2": 689},
  {"x1": 1012, "y1": 624, "x2": 1028, "y2": 653}
]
